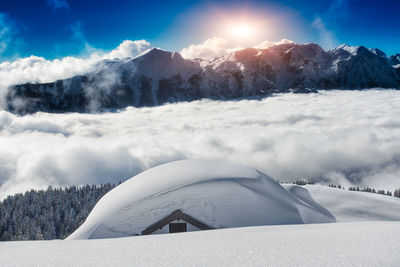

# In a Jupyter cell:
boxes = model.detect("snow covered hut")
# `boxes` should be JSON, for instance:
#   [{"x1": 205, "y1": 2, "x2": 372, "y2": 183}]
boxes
[{"x1": 67, "y1": 159, "x2": 335, "y2": 239}]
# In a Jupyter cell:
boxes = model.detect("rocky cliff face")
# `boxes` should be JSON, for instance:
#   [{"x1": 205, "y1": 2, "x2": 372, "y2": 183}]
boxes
[
  {"x1": 390, "y1": 54, "x2": 400, "y2": 77},
  {"x1": 389, "y1": 54, "x2": 400, "y2": 66},
  {"x1": 6, "y1": 43, "x2": 400, "y2": 113}
]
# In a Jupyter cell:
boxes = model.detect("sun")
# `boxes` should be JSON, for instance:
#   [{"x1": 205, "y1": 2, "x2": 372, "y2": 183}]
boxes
[{"x1": 230, "y1": 23, "x2": 254, "y2": 38}]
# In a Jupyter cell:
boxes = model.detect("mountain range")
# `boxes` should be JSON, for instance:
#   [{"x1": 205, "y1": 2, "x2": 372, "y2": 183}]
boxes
[{"x1": 6, "y1": 43, "x2": 400, "y2": 113}]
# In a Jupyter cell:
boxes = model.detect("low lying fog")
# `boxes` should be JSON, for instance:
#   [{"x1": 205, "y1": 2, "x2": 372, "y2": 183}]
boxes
[{"x1": 1, "y1": 90, "x2": 400, "y2": 198}]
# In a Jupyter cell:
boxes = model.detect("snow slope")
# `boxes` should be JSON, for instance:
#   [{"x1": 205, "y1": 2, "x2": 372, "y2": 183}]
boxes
[
  {"x1": 303, "y1": 185, "x2": 400, "y2": 221},
  {"x1": 67, "y1": 159, "x2": 335, "y2": 239},
  {"x1": 1, "y1": 221, "x2": 400, "y2": 266}
]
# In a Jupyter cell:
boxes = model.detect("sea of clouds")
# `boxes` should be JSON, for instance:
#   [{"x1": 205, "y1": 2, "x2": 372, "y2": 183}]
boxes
[{"x1": 1, "y1": 90, "x2": 400, "y2": 198}]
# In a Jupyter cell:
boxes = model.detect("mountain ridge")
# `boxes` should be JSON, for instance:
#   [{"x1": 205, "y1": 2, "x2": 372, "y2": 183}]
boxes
[{"x1": 6, "y1": 43, "x2": 400, "y2": 113}]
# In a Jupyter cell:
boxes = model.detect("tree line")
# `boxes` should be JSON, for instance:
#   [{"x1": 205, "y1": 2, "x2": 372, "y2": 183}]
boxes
[
  {"x1": 326, "y1": 183, "x2": 399, "y2": 198},
  {"x1": 280, "y1": 179, "x2": 400, "y2": 198},
  {"x1": 0, "y1": 183, "x2": 115, "y2": 241}
]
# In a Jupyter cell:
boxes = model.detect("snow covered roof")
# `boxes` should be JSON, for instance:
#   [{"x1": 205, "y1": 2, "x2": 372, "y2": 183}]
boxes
[{"x1": 67, "y1": 159, "x2": 335, "y2": 239}]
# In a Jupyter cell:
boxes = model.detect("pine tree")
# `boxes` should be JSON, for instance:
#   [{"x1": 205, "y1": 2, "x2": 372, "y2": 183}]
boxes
[{"x1": 0, "y1": 184, "x2": 116, "y2": 241}]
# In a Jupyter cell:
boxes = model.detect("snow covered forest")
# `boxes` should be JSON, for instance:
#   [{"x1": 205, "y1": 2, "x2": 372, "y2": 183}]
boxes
[{"x1": 0, "y1": 184, "x2": 116, "y2": 241}]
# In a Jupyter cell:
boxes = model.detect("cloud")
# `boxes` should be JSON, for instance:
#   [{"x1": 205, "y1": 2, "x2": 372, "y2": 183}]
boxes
[
  {"x1": 0, "y1": 40, "x2": 152, "y2": 85},
  {"x1": 0, "y1": 13, "x2": 20, "y2": 59},
  {"x1": 60, "y1": 21, "x2": 101, "y2": 57},
  {"x1": 180, "y1": 37, "x2": 228, "y2": 60},
  {"x1": 255, "y1": 39, "x2": 295, "y2": 49},
  {"x1": 312, "y1": 17, "x2": 337, "y2": 49},
  {"x1": 181, "y1": 37, "x2": 297, "y2": 60},
  {"x1": 108, "y1": 40, "x2": 152, "y2": 59},
  {"x1": 0, "y1": 39, "x2": 152, "y2": 108},
  {"x1": 67, "y1": 22, "x2": 85, "y2": 42},
  {"x1": 0, "y1": 14, "x2": 11, "y2": 55},
  {"x1": 47, "y1": 0, "x2": 69, "y2": 11},
  {"x1": 312, "y1": 0, "x2": 349, "y2": 49},
  {"x1": 1, "y1": 90, "x2": 400, "y2": 198}
]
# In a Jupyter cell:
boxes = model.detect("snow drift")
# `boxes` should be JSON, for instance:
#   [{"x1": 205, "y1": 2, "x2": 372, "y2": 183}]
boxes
[
  {"x1": 67, "y1": 159, "x2": 335, "y2": 240},
  {"x1": 302, "y1": 185, "x2": 400, "y2": 222},
  {"x1": 4, "y1": 222, "x2": 400, "y2": 266}
]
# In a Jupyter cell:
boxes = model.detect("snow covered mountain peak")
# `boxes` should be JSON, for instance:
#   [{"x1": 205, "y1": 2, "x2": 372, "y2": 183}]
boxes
[
  {"x1": 369, "y1": 48, "x2": 387, "y2": 58},
  {"x1": 333, "y1": 44, "x2": 362, "y2": 55},
  {"x1": 5, "y1": 42, "x2": 400, "y2": 113},
  {"x1": 390, "y1": 54, "x2": 400, "y2": 66},
  {"x1": 331, "y1": 44, "x2": 382, "y2": 61}
]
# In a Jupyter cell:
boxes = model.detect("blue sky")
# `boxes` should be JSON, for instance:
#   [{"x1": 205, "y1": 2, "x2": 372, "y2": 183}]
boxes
[{"x1": 0, "y1": 0, "x2": 399, "y2": 61}]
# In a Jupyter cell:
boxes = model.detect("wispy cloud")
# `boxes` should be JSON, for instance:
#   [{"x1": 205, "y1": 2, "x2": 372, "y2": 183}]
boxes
[
  {"x1": 0, "y1": 14, "x2": 11, "y2": 55},
  {"x1": 312, "y1": 0, "x2": 349, "y2": 49},
  {"x1": 63, "y1": 21, "x2": 95, "y2": 54},
  {"x1": 67, "y1": 21, "x2": 85, "y2": 41},
  {"x1": 47, "y1": 0, "x2": 69, "y2": 11},
  {"x1": 0, "y1": 13, "x2": 20, "y2": 59},
  {"x1": 312, "y1": 17, "x2": 337, "y2": 49}
]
